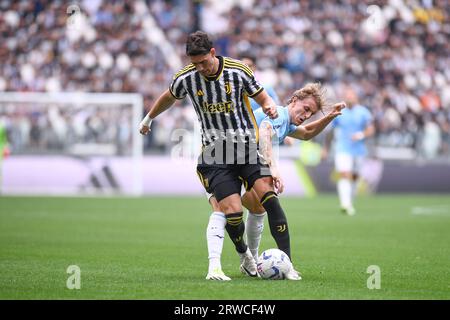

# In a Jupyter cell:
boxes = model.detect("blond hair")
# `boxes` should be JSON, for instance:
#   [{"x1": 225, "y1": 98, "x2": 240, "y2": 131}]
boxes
[{"x1": 288, "y1": 83, "x2": 327, "y2": 112}]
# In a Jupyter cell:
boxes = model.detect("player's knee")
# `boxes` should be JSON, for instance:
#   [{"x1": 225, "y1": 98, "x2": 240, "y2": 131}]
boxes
[
  {"x1": 209, "y1": 196, "x2": 221, "y2": 212},
  {"x1": 252, "y1": 177, "x2": 274, "y2": 198},
  {"x1": 221, "y1": 203, "x2": 242, "y2": 213},
  {"x1": 219, "y1": 195, "x2": 242, "y2": 214}
]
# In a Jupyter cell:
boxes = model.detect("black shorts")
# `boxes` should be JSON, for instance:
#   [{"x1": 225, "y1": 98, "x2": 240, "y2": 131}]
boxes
[{"x1": 196, "y1": 162, "x2": 271, "y2": 202}]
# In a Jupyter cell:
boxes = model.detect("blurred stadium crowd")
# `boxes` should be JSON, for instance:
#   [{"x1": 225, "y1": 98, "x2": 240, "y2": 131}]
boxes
[{"x1": 0, "y1": 0, "x2": 449, "y2": 160}]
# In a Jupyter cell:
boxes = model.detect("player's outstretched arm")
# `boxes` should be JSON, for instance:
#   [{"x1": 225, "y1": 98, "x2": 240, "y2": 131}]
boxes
[
  {"x1": 139, "y1": 89, "x2": 177, "y2": 135},
  {"x1": 288, "y1": 102, "x2": 345, "y2": 141},
  {"x1": 259, "y1": 122, "x2": 284, "y2": 193},
  {"x1": 253, "y1": 90, "x2": 278, "y2": 119}
]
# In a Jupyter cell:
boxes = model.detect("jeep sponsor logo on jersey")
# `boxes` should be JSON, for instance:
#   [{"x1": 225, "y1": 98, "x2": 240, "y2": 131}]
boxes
[{"x1": 202, "y1": 101, "x2": 235, "y2": 113}]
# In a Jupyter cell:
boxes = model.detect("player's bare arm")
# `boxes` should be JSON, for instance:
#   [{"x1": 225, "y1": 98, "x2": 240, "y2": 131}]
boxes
[
  {"x1": 289, "y1": 102, "x2": 345, "y2": 140},
  {"x1": 259, "y1": 121, "x2": 284, "y2": 193},
  {"x1": 139, "y1": 89, "x2": 177, "y2": 135},
  {"x1": 253, "y1": 90, "x2": 278, "y2": 119}
]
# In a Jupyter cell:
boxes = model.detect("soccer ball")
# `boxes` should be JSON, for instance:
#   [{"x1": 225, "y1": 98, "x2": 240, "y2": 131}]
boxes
[{"x1": 257, "y1": 248, "x2": 292, "y2": 280}]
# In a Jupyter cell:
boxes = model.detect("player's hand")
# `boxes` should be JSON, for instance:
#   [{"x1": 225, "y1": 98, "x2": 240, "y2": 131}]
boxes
[
  {"x1": 139, "y1": 115, "x2": 153, "y2": 135},
  {"x1": 328, "y1": 101, "x2": 346, "y2": 118},
  {"x1": 139, "y1": 124, "x2": 151, "y2": 135},
  {"x1": 270, "y1": 166, "x2": 284, "y2": 194},
  {"x1": 351, "y1": 131, "x2": 365, "y2": 141},
  {"x1": 264, "y1": 105, "x2": 278, "y2": 119}
]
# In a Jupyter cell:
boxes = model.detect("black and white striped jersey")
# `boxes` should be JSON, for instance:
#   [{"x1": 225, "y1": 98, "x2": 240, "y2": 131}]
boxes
[{"x1": 169, "y1": 56, "x2": 264, "y2": 148}]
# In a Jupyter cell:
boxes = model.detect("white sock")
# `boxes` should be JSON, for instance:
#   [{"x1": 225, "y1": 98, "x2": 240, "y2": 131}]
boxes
[
  {"x1": 337, "y1": 178, "x2": 352, "y2": 209},
  {"x1": 238, "y1": 247, "x2": 251, "y2": 263},
  {"x1": 245, "y1": 211, "x2": 266, "y2": 261},
  {"x1": 206, "y1": 212, "x2": 226, "y2": 273}
]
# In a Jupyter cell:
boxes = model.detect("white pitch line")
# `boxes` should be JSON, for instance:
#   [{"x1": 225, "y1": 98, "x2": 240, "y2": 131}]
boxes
[{"x1": 411, "y1": 205, "x2": 450, "y2": 216}]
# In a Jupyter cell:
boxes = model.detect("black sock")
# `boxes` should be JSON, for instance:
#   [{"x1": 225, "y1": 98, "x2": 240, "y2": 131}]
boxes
[
  {"x1": 261, "y1": 191, "x2": 291, "y2": 259},
  {"x1": 225, "y1": 212, "x2": 247, "y2": 254}
]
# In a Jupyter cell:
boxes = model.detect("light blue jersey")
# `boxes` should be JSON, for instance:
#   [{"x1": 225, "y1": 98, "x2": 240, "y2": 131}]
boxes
[
  {"x1": 254, "y1": 106, "x2": 297, "y2": 145},
  {"x1": 331, "y1": 104, "x2": 373, "y2": 156},
  {"x1": 250, "y1": 85, "x2": 279, "y2": 111}
]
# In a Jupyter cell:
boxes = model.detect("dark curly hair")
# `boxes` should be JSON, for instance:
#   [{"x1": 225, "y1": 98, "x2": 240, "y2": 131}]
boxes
[{"x1": 186, "y1": 31, "x2": 213, "y2": 56}]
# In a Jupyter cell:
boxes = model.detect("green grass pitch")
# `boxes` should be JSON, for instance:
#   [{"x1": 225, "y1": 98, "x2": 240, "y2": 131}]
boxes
[{"x1": 0, "y1": 194, "x2": 449, "y2": 299}]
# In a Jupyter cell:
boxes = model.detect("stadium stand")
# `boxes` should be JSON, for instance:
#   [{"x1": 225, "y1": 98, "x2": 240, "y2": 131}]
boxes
[{"x1": 0, "y1": 0, "x2": 449, "y2": 159}]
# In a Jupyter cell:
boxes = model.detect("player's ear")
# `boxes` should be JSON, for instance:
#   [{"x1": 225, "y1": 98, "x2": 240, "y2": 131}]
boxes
[
  {"x1": 210, "y1": 48, "x2": 216, "y2": 57},
  {"x1": 290, "y1": 96, "x2": 298, "y2": 104}
]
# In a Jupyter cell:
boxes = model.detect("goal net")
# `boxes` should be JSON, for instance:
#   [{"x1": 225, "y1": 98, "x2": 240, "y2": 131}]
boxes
[{"x1": 0, "y1": 92, "x2": 144, "y2": 195}]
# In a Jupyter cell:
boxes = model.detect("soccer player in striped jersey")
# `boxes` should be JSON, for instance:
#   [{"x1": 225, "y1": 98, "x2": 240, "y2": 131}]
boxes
[
  {"x1": 207, "y1": 83, "x2": 346, "y2": 280},
  {"x1": 140, "y1": 31, "x2": 295, "y2": 281}
]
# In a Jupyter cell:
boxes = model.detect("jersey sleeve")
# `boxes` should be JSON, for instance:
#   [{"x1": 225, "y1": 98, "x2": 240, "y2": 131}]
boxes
[
  {"x1": 241, "y1": 70, "x2": 263, "y2": 98},
  {"x1": 169, "y1": 73, "x2": 187, "y2": 100},
  {"x1": 287, "y1": 124, "x2": 297, "y2": 135}
]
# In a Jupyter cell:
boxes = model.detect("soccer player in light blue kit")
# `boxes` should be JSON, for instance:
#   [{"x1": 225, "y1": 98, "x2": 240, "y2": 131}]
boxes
[
  {"x1": 241, "y1": 52, "x2": 299, "y2": 149},
  {"x1": 205, "y1": 83, "x2": 345, "y2": 280},
  {"x1": 323, "y1": 87, "x2": 375, "y2": 216}
]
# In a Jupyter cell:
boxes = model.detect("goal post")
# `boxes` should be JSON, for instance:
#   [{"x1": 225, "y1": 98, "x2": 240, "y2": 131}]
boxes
[{"x1": 0, "y1": 92, "x2": 144, "y2": 196}]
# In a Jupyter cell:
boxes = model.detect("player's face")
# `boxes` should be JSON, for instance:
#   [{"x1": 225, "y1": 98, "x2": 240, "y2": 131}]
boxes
[
  {"x1": 291, "y1": 97, "x2": 319, "y2": 125},
  {"x1": 190, "y1": 49, "x2": 217, "y2": 77}
]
